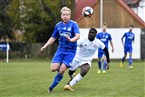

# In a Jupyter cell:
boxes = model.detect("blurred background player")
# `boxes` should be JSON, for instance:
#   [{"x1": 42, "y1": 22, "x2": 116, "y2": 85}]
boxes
[
  {"x1": 64, "y1": 28, "x2": 110, "y2": 91},
  {"x1": 120, "y1": 25, "x2": 135, "y2": 69},
  {"x1": 96, "y1": 23, "x2": 114, "y2": 74},
  {"x1": 40, "y1": 7, "x2": 80, "y2": 92}
]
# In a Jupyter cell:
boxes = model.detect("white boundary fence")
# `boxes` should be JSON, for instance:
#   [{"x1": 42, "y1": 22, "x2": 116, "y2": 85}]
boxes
[{"x1": 79, "y1": 28, "x2": 141, "y2": 59}]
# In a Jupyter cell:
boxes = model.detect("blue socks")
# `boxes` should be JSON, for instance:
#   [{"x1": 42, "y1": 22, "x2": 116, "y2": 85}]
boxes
[
  {"x1": 103, "y1": 61, "x2": 107, "y2": 70},
  {"x1": 128, "y1": 57, "x2": 132, "y2": 66},
  {"x1": 98, "y1": 61, "x2": 102, "y2": 70},
  {"x1": 49, "y1": 72, "x2": 63, "y2": 89},
  {"x1": 98, "y1": 60, "x2": 107, "y2": 70}
]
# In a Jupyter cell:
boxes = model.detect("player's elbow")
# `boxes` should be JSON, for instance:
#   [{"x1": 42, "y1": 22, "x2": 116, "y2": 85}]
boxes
[{"x1": 76, "y1": 34, "x2": 80, "y2": 40}]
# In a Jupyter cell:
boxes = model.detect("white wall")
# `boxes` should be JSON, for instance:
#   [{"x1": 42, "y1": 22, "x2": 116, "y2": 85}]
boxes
[
  {"x1": 131, "y1": 0, "x2": 145, "y2": 22},
  {"x1": 79, "y1": 28, "x2": 141, "y2": 59},
  {"x1": 138, "y1": 0, "x2": 145, "y2": 22}
]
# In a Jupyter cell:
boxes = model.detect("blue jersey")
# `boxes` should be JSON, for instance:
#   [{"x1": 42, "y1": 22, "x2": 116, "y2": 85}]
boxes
[
  {"x1": 121, "y1": 31, "x2": 135, "y2": 54},
  {"x1": 96, "y1": 32, "x2": 112, "y2": 58},
  {"x1": 52, "y1": 20, "x2": 80, "y2": 50},
  {"x1": 51, "y1": 20, "x2": 80, "y2": 67},
  {"x1": 121, "y1": 32, "x2": 135, "y2": 45},
  {"x1": 96, "y1": 32, "x2": 112, "y2": 49}
]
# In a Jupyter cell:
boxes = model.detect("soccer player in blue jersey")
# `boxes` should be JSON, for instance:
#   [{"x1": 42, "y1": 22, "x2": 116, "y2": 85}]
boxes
[
  {"x1": 96, "y1": 23, "x2": 114, "y2": 74},
  {"x1": 40, "y1": 7, "x2": 80, "y2": 93},
  {"x1": 120, "y1": 25, "x2": 135, "y2": 69}
]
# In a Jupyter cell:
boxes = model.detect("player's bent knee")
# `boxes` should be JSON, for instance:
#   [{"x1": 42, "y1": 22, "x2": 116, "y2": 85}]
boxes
[
  {"x1": 59, "y1": 69, "x2": 65, "y2": 74},
  {"x1": 51, "y1": 68, "x2": 58, "y2": 72}
]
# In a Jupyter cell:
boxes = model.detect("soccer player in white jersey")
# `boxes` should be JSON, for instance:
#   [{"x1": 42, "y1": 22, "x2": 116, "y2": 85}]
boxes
[{"x1": 64, "y1": 28, "x2": 110, "y2": 91}]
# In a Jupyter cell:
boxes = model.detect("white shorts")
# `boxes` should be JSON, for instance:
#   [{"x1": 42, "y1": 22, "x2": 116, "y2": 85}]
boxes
[{"x1": 69, "y1": 57, "x2": 91, "y2": 71}]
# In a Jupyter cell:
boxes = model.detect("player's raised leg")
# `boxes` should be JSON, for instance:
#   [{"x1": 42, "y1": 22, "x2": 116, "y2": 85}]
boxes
[
  {"x1": 48, "y1": 63, "x2": 67, "y2": 92},
  {"x1": 64, "y1": 64, "x2": 90, "y2": 91}
]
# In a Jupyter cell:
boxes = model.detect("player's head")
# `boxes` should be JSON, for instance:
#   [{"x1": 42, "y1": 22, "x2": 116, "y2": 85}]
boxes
[
  {"x1": 102, "y1": 23, "x2": 107, "y2": 32},
  {"x1": 61, "y1": 7, "x2": 71, "y2": 23},
  {"x1": 129, "y1": 25, "x2": 134, "y2": 32},
  {"x1": 88, "y1": 28, "x2": 97, "y2": 41}
]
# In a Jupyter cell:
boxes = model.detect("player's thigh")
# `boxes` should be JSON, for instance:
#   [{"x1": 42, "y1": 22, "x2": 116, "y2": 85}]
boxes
[
  {"x1": 63, "y1": 51, "x2": 76, "y2": 67},
  {"x1": 50, "y1": 63, "x2": 60, "y2": 71},
  {"x1": 102, "y1": 53, "x2": 106, "y2": 60},
  {"x1": 80, "y1": 63, "x2": 90, "y2": 77},
  {"x1": 128, "y1": 45, "x2": 133, "y2": 54},
  {"x1": 98, "y1": 51, "x2": 103, "y2": 59},
  {"x1": 69, "y1": 59, "x2": 80, "y2": 71},
  {"x1": 51, "y1": 50, "x2": 63, "y2": 71},
  {"x1": 80, "y1": 60, "x2": 91, "y2": 67},
  {"x1": 52, "y1": 49, "x2": 64, "y2": 63},
  {"x1": 124, "y1": 45, "x2": 128, "y2": 55}
]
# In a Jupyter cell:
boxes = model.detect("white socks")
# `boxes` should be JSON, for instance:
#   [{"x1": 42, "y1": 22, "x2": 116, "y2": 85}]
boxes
[{"x1": 69, "y1": 73, "x2": 82, "y2": 86}]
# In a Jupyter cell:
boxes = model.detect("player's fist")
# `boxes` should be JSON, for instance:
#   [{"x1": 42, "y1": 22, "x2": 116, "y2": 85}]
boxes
[
  {"x1": 66, "y1": 36, "x2": 71, "y2": 42},
  {"x1": 40, "y1": 46, "x2": 46, "y2": 51}
]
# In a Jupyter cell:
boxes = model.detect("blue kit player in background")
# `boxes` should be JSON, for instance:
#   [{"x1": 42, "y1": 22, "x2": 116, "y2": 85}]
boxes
[
  {"x1": 40, "y1": 7, "x2": 80, "y2": 92},
  {"x1": 96, "y1": 23, "x2": 114, "y2": 74},
  {"x1": 120, "y1": 25, "x2": 135, "y2": 69}
]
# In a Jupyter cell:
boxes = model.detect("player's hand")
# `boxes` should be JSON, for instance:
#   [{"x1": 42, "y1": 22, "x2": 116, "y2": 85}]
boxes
[
  {"x1": 106, "y1": 63, "x2": 110, "y2": 70},
  {"x1": 66, "y1": 36, "x2": 72, "y2": 42},
  {"x1": 40, "y1": 46, "x2": 46, "y2": 52},
  {"x1": 112, "y1": 48, "x2": 114, "y2": 53}
]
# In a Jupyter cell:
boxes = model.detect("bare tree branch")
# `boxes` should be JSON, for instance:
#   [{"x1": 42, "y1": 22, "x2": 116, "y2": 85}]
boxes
[{"x1": 40, "y1": 0, "x2": 58, "y2": 23}]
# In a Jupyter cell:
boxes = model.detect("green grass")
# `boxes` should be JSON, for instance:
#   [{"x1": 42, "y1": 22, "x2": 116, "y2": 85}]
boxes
[{"x1": 0, "y1": 60, "x2": 144, "y2": 97}]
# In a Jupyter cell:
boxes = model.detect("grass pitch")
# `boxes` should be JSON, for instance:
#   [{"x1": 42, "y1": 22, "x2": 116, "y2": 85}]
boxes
[{"x1": 0, "y1": 59, "x2": 144, "y2": 97}]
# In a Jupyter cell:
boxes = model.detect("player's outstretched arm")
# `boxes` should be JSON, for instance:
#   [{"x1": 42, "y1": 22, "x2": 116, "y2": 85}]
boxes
[
  {"x1": 121, "y1": 34, "x2": 125, "y2": 46},
  {"x1": 40, "y1": 37, "x2": 56, "y2": 51},
  {"x1": 110, "y1": 40, "x2": 114, "y2": 53}
]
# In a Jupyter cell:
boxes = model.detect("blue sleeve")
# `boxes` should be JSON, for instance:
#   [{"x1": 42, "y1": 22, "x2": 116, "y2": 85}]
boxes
[
  {"x1": 73, "y1": 23, "x2": 80, "y2": 34},
  {"x1": 108, "y1": 34, "x2": 112, "y2": 41},
  {"x1": 51, "y1": 25, "x2": 59, "y2": 38}
]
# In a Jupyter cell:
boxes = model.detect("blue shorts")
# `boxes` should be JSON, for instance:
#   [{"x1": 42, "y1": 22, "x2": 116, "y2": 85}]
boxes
[
  {"x1": 98, "y1": 49, "x2": 105, "y2": 59},
  {"x1": 52, "y1": 48, "x2": 76, "y2": 68},
  {"x1": 124, "y1": 44, "x2": 132, "y2": 54}
]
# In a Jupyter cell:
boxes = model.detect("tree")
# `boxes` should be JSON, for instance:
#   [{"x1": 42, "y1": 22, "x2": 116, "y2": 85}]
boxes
[
  {"x1": 1, "y1": 0, "x2": 75, "y2": 42},
  {"x1": 0, "y1": 0, "x2": 14, "y2": 41}
]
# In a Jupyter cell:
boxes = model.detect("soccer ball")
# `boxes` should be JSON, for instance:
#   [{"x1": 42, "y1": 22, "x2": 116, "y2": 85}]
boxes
[{"x1": 82, "y1": 6, "x2": 93, "y2": 17}]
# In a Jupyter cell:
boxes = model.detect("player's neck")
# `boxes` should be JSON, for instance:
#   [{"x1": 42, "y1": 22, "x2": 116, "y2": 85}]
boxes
[{"x1": 62, "y1": 20, "x2": 70, "y2": 24}]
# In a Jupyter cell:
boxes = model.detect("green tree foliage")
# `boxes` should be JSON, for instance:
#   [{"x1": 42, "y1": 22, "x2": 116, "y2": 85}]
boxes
[
  {"x1": 0, "y1": 10, "x2": 14, "y2": 40},
  {"x1": 1, "y1": 0, "x2": 75, "y2": 43},
  {"x1": 0, "y1": 0, "x2": 14, "y2": 40}
]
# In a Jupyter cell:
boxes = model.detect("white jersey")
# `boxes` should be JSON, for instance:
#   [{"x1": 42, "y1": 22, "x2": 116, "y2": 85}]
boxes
[
  {"x1": 69, "y1": 37, "x2": 105, "y2": 71},
  {"x1": 75, "y1": 37, "x2": 105, "y2": 61}
]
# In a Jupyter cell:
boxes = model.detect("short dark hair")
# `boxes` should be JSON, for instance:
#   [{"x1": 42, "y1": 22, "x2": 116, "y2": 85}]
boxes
[
  {"x1": 103, "y1": 23, "x2": 107, "y2": 26},
  {"x1": 89, "y1": 28, "x2": 97, "y2": 34},
  {"x1": 130, "y1": 25, "x2": 134, "y2": 28}
]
